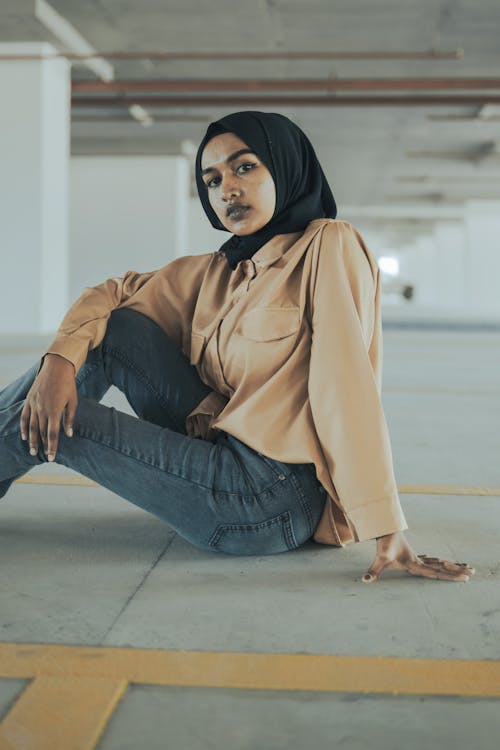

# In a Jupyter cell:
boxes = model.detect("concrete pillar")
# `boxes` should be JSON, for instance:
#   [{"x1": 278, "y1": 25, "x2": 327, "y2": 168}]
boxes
[
  {"x1": 0, "y1": 42, "x2": 70, "y2": 335},
  {"x1": 432, "y1": 221, "x2": 466, "y2": 309},
  {"x1": 463, "y1": 200, "x2": 500, "y2": 315}
]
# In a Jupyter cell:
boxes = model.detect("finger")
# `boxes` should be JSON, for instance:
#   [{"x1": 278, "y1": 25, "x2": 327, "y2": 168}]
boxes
[
  {"x1": 362, "y1": 556, "x2": 393, "y2": 584},
  {"x1": 418, "y1": 555, "x2": 476, "y2": 575},
  {"x1": 20, "y1": 403, "x2": 31, "y2": 441},
  {"x1": 63, "y1": 398, "x2": 77, "y2": 438},
  {"x1": 28, "y1": 412, "x2": 40, "y2": 456},
  {"x1": 38, "y1": 414, "x2": 48, "y2": 456},
  {"x1": 46, "y1": 414, "x2": 61, "y2": 462},
  {"x1": 407, "y1": 560, "x2": 470, "y2": 582}
]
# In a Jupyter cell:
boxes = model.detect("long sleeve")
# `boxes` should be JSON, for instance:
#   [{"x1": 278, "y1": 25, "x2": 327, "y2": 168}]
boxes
[
  {"x1": 42, "y1": 253, "x2": 213, "y2": 375},
  {"x1": 307, "y1": 221, "x2": 407, "y2": 542}
]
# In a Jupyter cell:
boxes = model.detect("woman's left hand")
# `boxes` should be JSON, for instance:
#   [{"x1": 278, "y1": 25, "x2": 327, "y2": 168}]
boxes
[{"x1": 362, "y1": 531, "x2": 475, "y2": 583}]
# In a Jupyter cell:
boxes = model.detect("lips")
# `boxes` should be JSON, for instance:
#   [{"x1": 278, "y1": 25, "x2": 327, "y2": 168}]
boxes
[{"x1": 226, "y1": 204, "x2": 250, "y2": 219}]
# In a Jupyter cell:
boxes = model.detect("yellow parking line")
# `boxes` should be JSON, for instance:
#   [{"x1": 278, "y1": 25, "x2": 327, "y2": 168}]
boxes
[
  {"x1": 0, "y1": 675, "x2": 127, "y2": 750},
  {"x1": 398, "y1": 483, "x2": 500, "y2": 496},
  {"x1": 1, "y1": 643, "x2": 500, "y2": 697},
  {"x1": 14, "y1": 475, "x2": 500, "y2": 496},
  {"x1": 2, "y1": 643, "x2": 500, "y2": 748},
  {"x1": 16, "y1": 474, "x2": 98, "y2": 487},
  {"x1": 384, "y1": 386, "x2": 500, "y2": 396}
]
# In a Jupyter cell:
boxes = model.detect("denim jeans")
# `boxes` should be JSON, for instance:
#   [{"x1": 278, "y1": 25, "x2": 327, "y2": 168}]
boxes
[{"x1": 0, "y1": 308, "x2": 326, "y2": 555}]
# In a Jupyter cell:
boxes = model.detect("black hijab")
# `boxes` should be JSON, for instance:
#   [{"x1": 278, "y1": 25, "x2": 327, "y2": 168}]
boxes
[{"x1": 195, "y1": 111, "x2": 337, "y2": 269}]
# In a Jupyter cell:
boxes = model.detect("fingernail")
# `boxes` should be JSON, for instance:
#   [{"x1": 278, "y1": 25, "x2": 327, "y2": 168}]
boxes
[
  {"x1": 363, "y1": 574, "x2": 374, "y2": 583},
  {"x1": 68, "y1": 428, "x2": 73, "y2": 437},
  {"x1": 48, "y1": 454, "x2": 55, "y2": 462},
  {"x1": 21, "y1": 434, "x2": 26, "y2": 441},
  {"x1": 30, "y1": 448, "x2": 37, "y2": 456}
]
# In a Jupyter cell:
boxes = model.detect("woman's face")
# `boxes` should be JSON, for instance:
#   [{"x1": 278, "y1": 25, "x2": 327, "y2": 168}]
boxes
[{"x1": 200, "y1": 132, "x2": 276, "y2": 235}]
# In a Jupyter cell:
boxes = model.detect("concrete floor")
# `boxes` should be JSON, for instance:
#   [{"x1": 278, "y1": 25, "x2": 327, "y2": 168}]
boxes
[{"x1": 0, "y1": 324, "x2": 500, "y2": 749}]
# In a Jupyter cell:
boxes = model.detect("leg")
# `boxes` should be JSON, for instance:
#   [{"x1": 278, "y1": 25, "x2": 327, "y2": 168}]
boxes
[
  {"x1": 0, "y1": 308, "x2": 212, "y2": 494},
  {"x1": 0, "y1": 395, "x2": 325, "y2": 555},
  {"x1": 78, "y1": 308, "x2": 214, "y2": 431},
  {"x1": 0, "y1": 309, "x2": 326, "y2": 554},
  {"x1": 0, "y1": 308, "x2": 212, "y2": 428}
]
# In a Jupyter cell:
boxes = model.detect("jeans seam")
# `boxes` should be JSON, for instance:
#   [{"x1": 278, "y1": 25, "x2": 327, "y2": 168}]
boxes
[
  {"x1": 288, "y1": 472, "x2": 314, "y2": 536},
  {"x1": 73, "y1": 427, "x2": 213, "y2": 491},
  {"x1": 102, "y1": 344, "x2": 185, "y2": 431}
]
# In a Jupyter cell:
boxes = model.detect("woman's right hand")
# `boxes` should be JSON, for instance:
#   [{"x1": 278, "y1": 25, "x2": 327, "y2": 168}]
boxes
[{"x1": 20, "y1": 353, "x2": 78, "y2": 462}]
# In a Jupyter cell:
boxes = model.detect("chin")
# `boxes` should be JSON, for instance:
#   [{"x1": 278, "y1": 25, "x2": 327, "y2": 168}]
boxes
[{"x1": 232, "y1": 221, "x2": 269, "y2": 236}]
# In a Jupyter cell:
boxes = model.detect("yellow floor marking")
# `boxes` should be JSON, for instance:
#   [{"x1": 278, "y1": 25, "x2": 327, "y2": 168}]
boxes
[
  {"x1": 384, "y1": 386, "x2": 500, "y2": 396},
  {"x1": 0, "y1": 675, "x2": 127, "y2": 750},
  {"x1": 398, "y1": 484, "x2": 500, "y2": 496},
  {"x1": 1, "y1": 643, "x2": 500, "y2": 698},
  {"x1": 16, "y1": 474, "x2": 98, "y2": 487},
  {"x1": 14, "y1": 475, "x2": 500, "y2": 496}
]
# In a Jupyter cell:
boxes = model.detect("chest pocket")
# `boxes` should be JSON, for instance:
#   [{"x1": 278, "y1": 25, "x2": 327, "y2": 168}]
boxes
[{"x1": 236, "y1": 306, "x2": 300, "y2": 341}]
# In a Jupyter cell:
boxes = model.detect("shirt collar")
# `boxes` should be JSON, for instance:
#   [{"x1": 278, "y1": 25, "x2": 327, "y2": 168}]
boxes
[{"x1": 216, "y1": 230, "x2": 304, "y2": 270}]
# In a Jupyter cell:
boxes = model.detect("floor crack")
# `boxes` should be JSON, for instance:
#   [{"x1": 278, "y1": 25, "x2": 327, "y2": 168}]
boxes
[{"x1": 99, "y1": 533, "x2": 176, "y2": 644}]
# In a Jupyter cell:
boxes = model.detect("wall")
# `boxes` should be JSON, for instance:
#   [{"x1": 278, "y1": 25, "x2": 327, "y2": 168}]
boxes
[{"x1": 69, "y1": 156, "x2": 189, "y2": 302}]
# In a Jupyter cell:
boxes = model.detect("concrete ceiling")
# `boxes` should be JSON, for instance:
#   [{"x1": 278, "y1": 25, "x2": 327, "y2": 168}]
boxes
[{"x1": 2, "y1": 0, "x2": 500, "y2": 243}]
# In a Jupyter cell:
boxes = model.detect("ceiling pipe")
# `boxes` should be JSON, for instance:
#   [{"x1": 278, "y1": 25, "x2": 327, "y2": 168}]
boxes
[
  {"x1": 0, "y1": 49, "x2": 463, "y2": 61},
  {"x1": 72, "y1": 78, "x2": 500, "y2": 93},
  {"x1": 71, "y1": 95, "x2": 500, "y2": 107}
]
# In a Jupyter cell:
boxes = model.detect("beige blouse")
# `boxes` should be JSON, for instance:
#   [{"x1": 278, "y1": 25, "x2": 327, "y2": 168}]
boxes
[{"x1": 42, "y1": 218, "x2": 408, "y2": 547}]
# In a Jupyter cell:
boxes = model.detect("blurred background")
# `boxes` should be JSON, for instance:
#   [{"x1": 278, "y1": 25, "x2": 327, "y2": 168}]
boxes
[{"x1": 1, "y1": 0, "x2": 500, "y2": 341}]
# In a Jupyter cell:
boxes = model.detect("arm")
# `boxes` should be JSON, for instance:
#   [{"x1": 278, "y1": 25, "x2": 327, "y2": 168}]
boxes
[
  {"x1": 23, "y1": 253, "x2": 214, "y2": 462},
  {"x1": 39, "y1": 268, "x2": 157, "y2": 376},
  {"x1": 308, "y1": 220, "x2": 407, "y2": 541},
  {"x1": 308, "y1": 221, "x2": 474, "y2": 583}
]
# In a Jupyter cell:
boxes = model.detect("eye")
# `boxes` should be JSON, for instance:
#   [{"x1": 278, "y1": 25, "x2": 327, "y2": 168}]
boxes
[
  {"x1": 236, "y1": 162, "x2": 257, "y2": 174},
  {"x1": 204, "y1": 176, "x2": 221, "y2": 189}
]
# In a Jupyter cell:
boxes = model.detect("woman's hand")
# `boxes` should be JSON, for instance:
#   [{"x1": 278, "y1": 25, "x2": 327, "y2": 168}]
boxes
[
  {"x1": 362, "y1": 530, "x2": 475, "y2": 583},
  {"x1": 20, "y1": 353, "x2": 78, "y2": 462}
]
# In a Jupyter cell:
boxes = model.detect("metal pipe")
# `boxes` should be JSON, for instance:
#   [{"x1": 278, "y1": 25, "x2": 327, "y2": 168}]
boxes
[
  {"x1": 72, "y1": 78, "x2": 500, "y2": 93},
  {"x1": 0, "y1": 49, "x2": 463, "y2": 61},
  {"x1": 71, "y1": 95, "x2": 500, "y2": 107}
]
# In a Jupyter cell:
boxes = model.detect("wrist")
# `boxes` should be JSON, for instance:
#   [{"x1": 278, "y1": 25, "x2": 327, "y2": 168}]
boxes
[{"x1": 43, "y1": 353, "x2": 75, "y2": 373}]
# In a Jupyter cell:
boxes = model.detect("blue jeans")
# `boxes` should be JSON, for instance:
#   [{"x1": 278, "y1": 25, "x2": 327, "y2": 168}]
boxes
[{"x1": 0, "y1": 309, "x2": 326, "y2": 555}]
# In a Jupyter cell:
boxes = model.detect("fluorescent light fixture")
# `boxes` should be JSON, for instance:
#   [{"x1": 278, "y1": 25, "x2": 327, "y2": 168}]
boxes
[
  {"x1": 35, "y1": 0, "x2": 114, "y2": 81},
  {"x1": 378, "y1": 256, "x2": 400, "y2": 277},
  {"x1": 181, "y1": 139, "x2": 197, "y2": 156},
  {"x1": 128, "y1": 104, "x2": 154, "y2": 127}
]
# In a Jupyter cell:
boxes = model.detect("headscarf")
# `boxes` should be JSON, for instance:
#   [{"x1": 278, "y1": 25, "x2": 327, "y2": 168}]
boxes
[{"x1": 194, "y1": 111, "x2": 337, "y2": 269}]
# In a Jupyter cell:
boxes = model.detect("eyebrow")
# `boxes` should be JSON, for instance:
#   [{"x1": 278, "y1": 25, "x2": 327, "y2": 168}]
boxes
[{"x1": 201, "y1": 149, "x2": 257, "y2": 176}]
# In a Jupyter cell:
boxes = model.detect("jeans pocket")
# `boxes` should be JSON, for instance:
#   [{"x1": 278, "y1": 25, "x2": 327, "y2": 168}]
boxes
[{"x1": 208, "y1": 511, "x2": 298, "y2": 556}]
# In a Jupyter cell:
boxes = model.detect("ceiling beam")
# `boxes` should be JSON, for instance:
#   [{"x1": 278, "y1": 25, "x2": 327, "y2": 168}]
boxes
[
  {"x1": 72, "y1": 78, "x2": 500, "y2": 93},
  {"x1": 71, "y1": 95, "x2": 500, "y2": 107},
  {"x1": 0, "y1": 49, "x2": 464, "y2": 62}
]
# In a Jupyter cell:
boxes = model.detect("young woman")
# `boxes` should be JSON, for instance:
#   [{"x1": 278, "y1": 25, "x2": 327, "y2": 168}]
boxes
[{"x1": 0, "y1": 111, "x2": 474, "y2": 584}]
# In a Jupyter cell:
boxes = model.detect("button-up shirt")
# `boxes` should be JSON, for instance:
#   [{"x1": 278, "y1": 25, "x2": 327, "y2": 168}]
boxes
[{"x1": 42, "y1": 218, "x2": 408, "y2": 546}]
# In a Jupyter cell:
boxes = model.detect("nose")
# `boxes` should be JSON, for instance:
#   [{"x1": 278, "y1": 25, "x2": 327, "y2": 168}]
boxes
[{"x1": 220, "y1": 171, "x2": 241, "y2": 201}]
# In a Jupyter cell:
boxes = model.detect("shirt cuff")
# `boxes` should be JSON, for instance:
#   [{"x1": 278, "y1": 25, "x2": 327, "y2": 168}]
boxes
[
  {"x1": 43, "y1": 335, "x2": 89, "y2": 375},
  {"x1": 348, "y1": 492, "x2": 408, "y2": 542},
  {"x1": 185, "y1": 390, "x2": 229, "y2": 441}
]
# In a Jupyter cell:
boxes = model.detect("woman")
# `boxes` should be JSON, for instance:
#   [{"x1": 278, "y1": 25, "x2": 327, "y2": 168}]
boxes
[{"x1": 0, "y1": 111, "x2": 474, "y2": 584}]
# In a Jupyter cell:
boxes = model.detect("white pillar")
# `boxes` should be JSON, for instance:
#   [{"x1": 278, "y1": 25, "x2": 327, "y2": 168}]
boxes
[
  {"x1": 463, "y1": 200, "x2": 500, "y2": 316},
  {"x1": 0, "y1": 42, "x2": 70, "y2": 335},
  {"x1": 432, "y1": 221, "x2": 466, "y2": 309}
]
